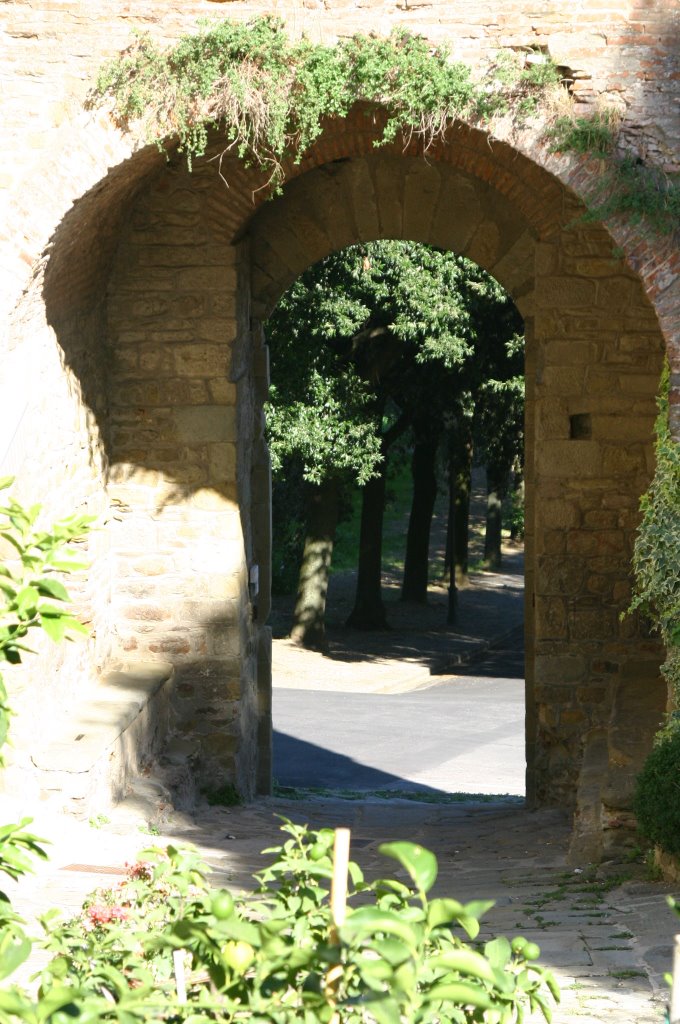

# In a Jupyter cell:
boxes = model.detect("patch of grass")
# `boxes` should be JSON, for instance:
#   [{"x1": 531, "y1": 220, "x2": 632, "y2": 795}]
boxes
[
  {"x1": 138, "y1": 822, "x2": 160, "y2": 836},
  {"x1": 608, "y1": 969, "x2": 646, "y2": 980},
  {"x1": 524, "y1": 888, "x2": 568, "y2": 908},
  {"x1": 273, "y1": 782, "x2": 522, "y2": 805}
]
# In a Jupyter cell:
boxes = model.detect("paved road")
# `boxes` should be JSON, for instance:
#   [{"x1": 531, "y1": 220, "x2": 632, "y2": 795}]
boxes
[{"x1": 273, "y1": 634, "x2": 526, "y2": 796}]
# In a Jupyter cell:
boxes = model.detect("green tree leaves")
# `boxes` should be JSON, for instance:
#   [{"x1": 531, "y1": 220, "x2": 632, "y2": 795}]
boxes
[{"x1": 628, "y1": 363, "x2": 680, "y2": 699}]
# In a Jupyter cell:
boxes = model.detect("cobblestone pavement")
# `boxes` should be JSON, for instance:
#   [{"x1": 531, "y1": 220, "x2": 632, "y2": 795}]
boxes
[{"x1": 10, "y1": 792, "x2": 678, "y2": 1023}]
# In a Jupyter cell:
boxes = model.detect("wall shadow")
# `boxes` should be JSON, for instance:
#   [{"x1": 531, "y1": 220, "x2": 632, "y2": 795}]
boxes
[{"x1": 273, "y1": 729, "x2": 522, "y2": 800}]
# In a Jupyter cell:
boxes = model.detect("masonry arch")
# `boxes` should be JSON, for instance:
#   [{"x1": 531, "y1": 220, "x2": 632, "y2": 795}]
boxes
[
  {"x1": 3, "y1": 102, "x2": 670, "y2": 855},
  {"x1": 242, "y1": 134, "x2": 667, "y2": 856}
]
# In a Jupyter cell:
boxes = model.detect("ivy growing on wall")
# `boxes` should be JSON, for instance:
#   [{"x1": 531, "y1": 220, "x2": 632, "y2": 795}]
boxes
[
  {"x1": 630, "y1": 363, "x2": 680, "y2": 858},
  {"x1": 547, "y1": 111, "x2": 680, "y2": 235}
]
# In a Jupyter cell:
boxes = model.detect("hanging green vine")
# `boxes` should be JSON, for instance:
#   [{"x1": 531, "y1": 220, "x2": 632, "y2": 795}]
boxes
[
  {"x1": 628, "y1": 362, "x2": 680, "y2": 702},
  {"x1": 92, "y1": 16, "x2": 680, "y2": 234},
  {"x1": 91, "y1": 16, "x2": 560, "y2": 185}
]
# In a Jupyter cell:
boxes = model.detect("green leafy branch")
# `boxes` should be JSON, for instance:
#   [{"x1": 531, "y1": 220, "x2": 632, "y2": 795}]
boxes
[
  {"x1": 17, "y1": 819, "x2": 559, "y2": 1024},
  {"x1": 92, "y1": 16, "x2": 677, "y2": 234},
  {"x1": 0, "y1": 477, "x2": 94, "y2": 760},
  {"x1": 627, "y1": 365, "x2": 680, "y2": 699},
  {"x1": 630, "y1": 365, "x2": 680, "y2": 858}
]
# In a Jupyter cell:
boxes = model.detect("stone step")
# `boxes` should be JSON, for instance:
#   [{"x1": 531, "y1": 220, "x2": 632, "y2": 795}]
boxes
[{"x1": 26, "y1": 662, "x2": 175, "y2": 820}]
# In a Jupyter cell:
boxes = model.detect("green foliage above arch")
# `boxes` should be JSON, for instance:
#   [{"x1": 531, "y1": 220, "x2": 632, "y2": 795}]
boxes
[{"x1": 92, "y1": 16, "x2": 560, "y2": 186}]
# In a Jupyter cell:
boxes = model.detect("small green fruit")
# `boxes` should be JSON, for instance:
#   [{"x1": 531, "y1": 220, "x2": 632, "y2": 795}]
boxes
[
  {"x1": 523, "y1": 941, "x2": 541, "y2": 961},
  {"x1": 211, "y1": 889, "x2": 235, "y2": 920},
  {"x1": 221, "y1": 940, "x2": 255, "y2": 972}
]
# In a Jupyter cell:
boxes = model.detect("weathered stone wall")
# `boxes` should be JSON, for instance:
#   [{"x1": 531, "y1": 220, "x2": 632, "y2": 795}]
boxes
[
  {"x1": 0, "y1": 290, "x2": 113, "y2": 788},
  {"x1": 0, "y1": 0, "x2": 677, "y2": 847},
  {"x1": 104, "y1": 167, "x2": 261, "y2": 792}
]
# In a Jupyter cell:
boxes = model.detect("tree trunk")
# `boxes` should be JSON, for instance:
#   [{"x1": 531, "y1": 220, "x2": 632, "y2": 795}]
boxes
[
  {"x1": 509, "y1": 468, "x2": 524, "y2": 542},
  {"x1": 444, "y1": 425, "x2": 473, "y2": 588},
  {"x1": 445, "y1": 464, "x2": 458, "y2": 626},
  {"x1": 346, "y1": 458, "x2": 389, "y2": 630},
  {"x1": 483, "y1": 464, "x2": 507, "y2": 570},
  {"x1": 289, "y1": 478, "x2": 340, "y2": 650},
  {"x1": 401, "y1": 437, "x2": 438, "y2": 603}
]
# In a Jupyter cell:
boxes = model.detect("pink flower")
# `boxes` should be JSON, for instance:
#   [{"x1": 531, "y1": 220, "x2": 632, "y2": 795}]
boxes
[
  {"x1": 87, "y1": 903, "x2": 129, "y2": 926},
  {"x1": 125, "y1": 861, "x2": 152, "y2": 881}
]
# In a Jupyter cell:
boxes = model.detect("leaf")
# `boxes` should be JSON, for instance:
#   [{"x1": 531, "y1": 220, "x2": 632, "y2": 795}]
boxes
[
  {"x1": 378, "y1": 841, "x2": 438, "y2": 893},
  {"x1": 484, "y1": 936, "x2": 512, "y2": 970},
  {"x1": 462, "y1": 899, "x2": 495, "y2": 921},
  {"x1": 38, "y1": 615, "x2": 68, "y2": 643},
  {"x1": 0, "y1": 579, "x2": 17, "y2": 599},
  {"x1": 14, "y1": 586, "x2": 39, "y2": 616},
  {"x1": 0, "y1": 479, "x2": 14, "y2": 492},
  {"x1": 35, "y1": 578, "x2": 70, "y2": 602},
  {"x1": 425, "y1": 980, "x2": 493, "y2": 1009},
  {"x1": 0, "y1": 533, "x2": 23, "y2": 555},
  {"x1": 427, "y1": 898, "x2": 464, "y2": 928},
  {"x1": 44, "y1": 559, "x2": 88, "y2": 574},
  {"x1": 341, "y1": 906, "x2": 420, "y2": 948},
  {"x1": 0, "y1": 926, "x2": 31, "y2": 981},
  {"x1": 363, "y1": 994, "x2": 402, "y2": 1024},
  {"x1": 427, "y1": 948, "x2": 496, "y2": 984}
]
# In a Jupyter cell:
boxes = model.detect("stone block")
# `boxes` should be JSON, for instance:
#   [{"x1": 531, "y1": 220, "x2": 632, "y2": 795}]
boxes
[
  {"x1": 534, "y1": 655, "x2": 587, "y2": 685},
  {"x1": 208, "y1": 442, "x2": 237, "y2": 484},
  {"x1": 601, "y1": 445, "x2": 645, "y2": 475},
  {"x1": 534, "y1": 277, "x2": 597, "y2": 309},
  {"x1": 536, "y1": 597, "x2": 568, "y2": 639},
  {"x1": 536, "y1": 440, "x2": 601, "y2": 477},
  {"x1": 174, "y1": 406, "x2": 236, "y2": 443}
]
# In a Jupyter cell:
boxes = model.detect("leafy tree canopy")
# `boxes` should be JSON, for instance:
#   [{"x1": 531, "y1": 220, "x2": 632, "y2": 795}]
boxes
[{"x1": 266, "y1": 241, "x2": 524, "y2": 485}]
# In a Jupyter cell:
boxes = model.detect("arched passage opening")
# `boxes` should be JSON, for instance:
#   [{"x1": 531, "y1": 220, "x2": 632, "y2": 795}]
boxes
[{"x1": 262, "y1": 235, "x2": 528, "y2": 804}]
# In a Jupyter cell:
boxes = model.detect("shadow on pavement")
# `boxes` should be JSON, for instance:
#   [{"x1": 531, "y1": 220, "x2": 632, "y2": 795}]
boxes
[{"x1": 273, "y1": 728, "x2": 521, "y2": 802}]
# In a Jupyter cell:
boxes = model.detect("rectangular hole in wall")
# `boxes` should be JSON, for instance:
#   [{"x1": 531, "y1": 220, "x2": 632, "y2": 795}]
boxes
[{"x1": 570, "y1": 413, "x2": 592, "y2": 439}]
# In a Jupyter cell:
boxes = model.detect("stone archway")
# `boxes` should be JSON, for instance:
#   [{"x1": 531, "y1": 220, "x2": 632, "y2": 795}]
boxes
[
  {"x1": 73, "y1": 111, "x2": 665, "y2": 856},
  {"x1": 1, "y1": 96, "x2": 673, "y2": 854},
  {"x1": 243, "y1": 140, "x2": 668, "y2": 857}
]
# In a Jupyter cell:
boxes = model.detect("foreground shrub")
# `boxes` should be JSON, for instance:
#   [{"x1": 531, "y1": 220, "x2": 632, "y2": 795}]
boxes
[
  {"x1": 634, "y1": 722, "x2": 680, "y2": 858},
  {"x1": 0, "y1": 819, "x2": 559, "y2": 1024}
]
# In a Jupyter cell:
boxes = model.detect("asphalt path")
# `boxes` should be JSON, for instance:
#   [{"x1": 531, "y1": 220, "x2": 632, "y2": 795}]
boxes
[{"x1": 273, "y1": 633, "x2": 526, "y2": 798}]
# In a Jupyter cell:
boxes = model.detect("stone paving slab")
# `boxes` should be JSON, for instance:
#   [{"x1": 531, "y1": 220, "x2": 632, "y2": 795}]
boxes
[{"x1": 8, "y1": 793, "x2": 677, "y2": 1022}]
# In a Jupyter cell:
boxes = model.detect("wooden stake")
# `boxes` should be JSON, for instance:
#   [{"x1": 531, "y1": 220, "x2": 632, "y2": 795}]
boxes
[
  {"x1": 173, "y1": 949, "x2": 187, "y2": 1004},
  {"x1": 670, "y1": 935, "x2": 680, "y2": 1023},
  {"x1": 330, "y1": 827, "x2": 351, "y2": 938},
  {"x1": 326, "y1": 827, "x2": 351, "y2": 1022}
]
